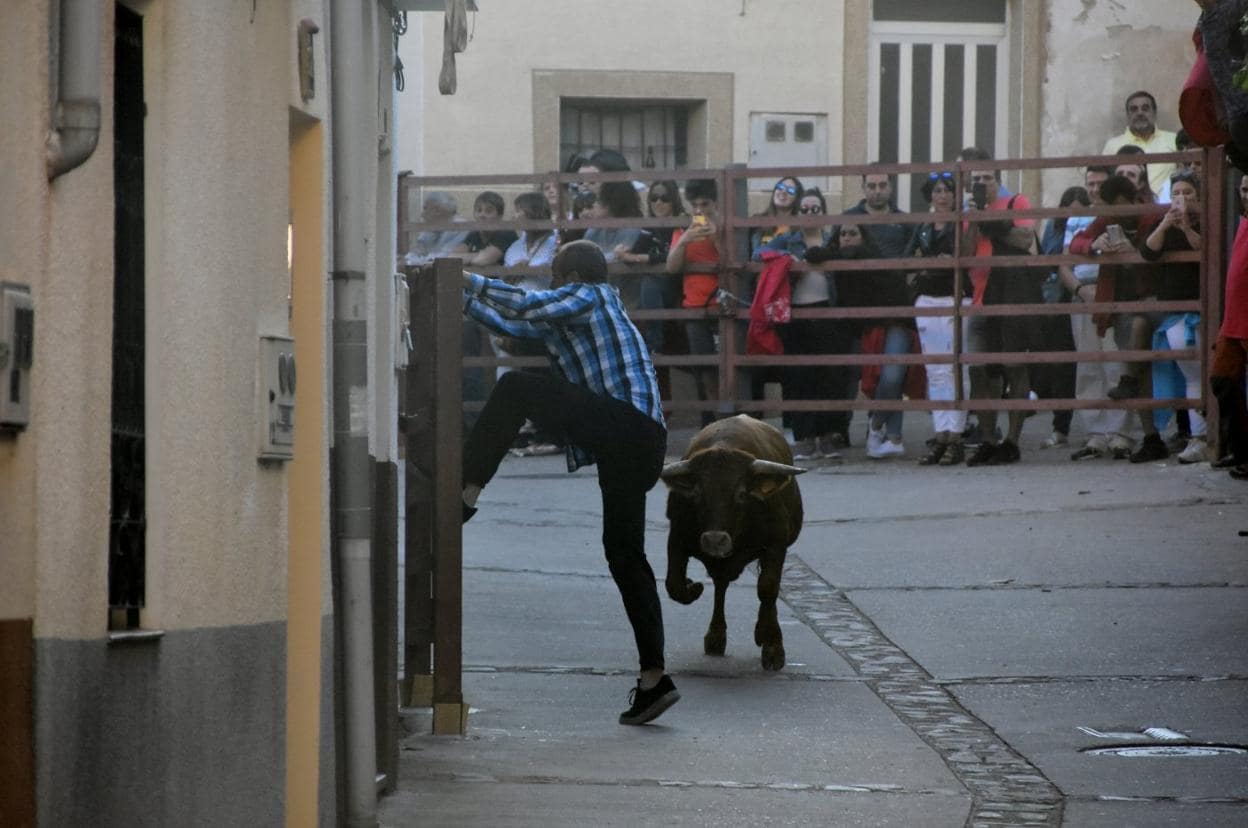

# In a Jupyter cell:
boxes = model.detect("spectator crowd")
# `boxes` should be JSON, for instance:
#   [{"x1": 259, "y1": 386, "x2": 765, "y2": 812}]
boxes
[{"x1": 405, "y1": 94, "x2": 1248, "y2": 481}]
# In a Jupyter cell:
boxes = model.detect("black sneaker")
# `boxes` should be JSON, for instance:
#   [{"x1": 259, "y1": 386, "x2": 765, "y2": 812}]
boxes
[
  {"x1": 1129, "y1": 433, "x2": 1169, "y2": 463},
  {"x1": 994, "y1": 439, "x2": 1021, "y2": 464},
  {"x1": 619, "y1": 675, "x2": 680, "y2": 726},
  {"x1": 463, "y1": 502, "x2": 478, "y2": 524},
  {"x1": 965, "y1": 442, "x2": 997, "y2": 467}
]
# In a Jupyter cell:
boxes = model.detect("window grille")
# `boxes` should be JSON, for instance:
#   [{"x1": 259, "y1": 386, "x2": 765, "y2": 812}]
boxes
[{"x1": 560, "y1": 100, "x2": 688, "y2": 170}]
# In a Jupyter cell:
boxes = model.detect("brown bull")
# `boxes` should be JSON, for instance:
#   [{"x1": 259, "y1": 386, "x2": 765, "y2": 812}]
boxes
[{"x1": 660, "y1": 415, "x2": 804, "y2": 671}]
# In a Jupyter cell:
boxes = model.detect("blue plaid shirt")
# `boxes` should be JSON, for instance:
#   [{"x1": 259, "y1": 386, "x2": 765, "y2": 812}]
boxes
[{"x1": 463, "y1": 273, "x2": 665, "y2": 471}]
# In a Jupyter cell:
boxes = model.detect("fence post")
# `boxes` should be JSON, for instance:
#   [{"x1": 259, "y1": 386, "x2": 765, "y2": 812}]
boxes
[{"x1": 401, "y1": 258, "x2": 467, "y2": 734}]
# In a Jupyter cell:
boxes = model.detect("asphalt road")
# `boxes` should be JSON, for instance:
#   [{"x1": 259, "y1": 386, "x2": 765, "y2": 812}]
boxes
[{"x1": 384, "y1": 415, "x2": 1248, "y2": 827}]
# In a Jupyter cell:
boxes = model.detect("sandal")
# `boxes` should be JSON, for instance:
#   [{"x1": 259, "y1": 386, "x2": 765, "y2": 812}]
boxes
[
  {"x1": 918, "y1": 443, "x2": 947, "y2": 466},
  {"x1": 938, "y1": 442, "x2": 965, "y2": 466}
]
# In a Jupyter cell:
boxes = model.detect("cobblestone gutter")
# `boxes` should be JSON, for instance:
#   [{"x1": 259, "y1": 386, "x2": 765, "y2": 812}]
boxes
[{"x1": 781, "y1": 555, "x2": 1065, "y2": 828}]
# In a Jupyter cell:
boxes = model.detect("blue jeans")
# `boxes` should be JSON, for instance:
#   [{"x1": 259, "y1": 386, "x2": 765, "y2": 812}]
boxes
[{"x1": 871, "y1": 324, "x2": 911, "y2": 440}]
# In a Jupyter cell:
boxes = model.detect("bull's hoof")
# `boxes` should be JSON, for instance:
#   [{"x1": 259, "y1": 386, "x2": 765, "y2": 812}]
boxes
[
  {"x1": 666, "y1": 578, "x2": 704, "y2": 605},
  {"x1": 703, "y1": 627, "x2": 727, "y2": 657},
  {"x1": 760, "y1": 642, "x2": 785, "y2": 671}
]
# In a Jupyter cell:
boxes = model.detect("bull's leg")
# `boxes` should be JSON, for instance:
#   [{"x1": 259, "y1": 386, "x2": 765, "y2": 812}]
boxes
[
  {"x1": 704, "y1": 577, "x2": 729, "y2": 656},
  {"x1": 754, "y1": 551, "x2": 786, "y2": 671},
  {"x1": 665, "y1": 525, "x2": 703, "y2": 605}
]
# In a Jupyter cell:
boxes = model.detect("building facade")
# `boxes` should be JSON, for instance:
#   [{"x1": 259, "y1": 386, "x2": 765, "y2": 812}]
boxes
[
  {"x1": 397, "y1": 0, "x2": 1196, "y2": 212},
  {"x1": 0, "y1": 1, "x2": 407, "y2": 825}
]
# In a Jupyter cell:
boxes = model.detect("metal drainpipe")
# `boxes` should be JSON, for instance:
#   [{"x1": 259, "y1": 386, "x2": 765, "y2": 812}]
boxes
[
  {"x1": 47, "y1": 0, "x2": 102, "y2": 179},
  {"x1": 330, "y1": 1, "x2": 378, "y2": 825}
]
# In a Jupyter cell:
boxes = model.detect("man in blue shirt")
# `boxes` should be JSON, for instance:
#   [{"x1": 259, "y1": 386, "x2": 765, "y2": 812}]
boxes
[{"x1": 461, "y1": 240, "x2": 678, "y2": 725}]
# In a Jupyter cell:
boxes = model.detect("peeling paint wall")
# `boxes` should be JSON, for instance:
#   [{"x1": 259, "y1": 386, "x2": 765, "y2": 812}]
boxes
[{"x1": 1041, "y1": 0, "x2": 1196, "y2": 197}]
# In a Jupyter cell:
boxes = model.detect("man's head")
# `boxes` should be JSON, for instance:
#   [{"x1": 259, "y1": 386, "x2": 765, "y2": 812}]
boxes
[
  {"x1": 1125, "y1": 91, "x2": 1158, "y2": 138},
  {"x1": 1175, "y1": 128, "x2": 1202, "y2": 177},
  {"x1": 957, "y1": 147, "x2": 998, "y2": 200},
  {"x1": 552, "y1": 240, "x2": 608, "y2": 286},
  {"x1": 422, "y1": 191, "x2": 458, "y2": 221},
  {"x1": 685, "y1": 178, "x2": 718, "y2": 218},
  {"x1": 861, "y1": 167, "x2": 892, "y2": 212},
  {"x1": 1085, "y1": 165, "x2": 1112, "y2": 204},
  {"x1": 1238, "y1": 173, "x2": 1248, "y2": 216},
  {"x1": 1114, "y1": 145, "x2": 1152, "y2": 199},
  {"x1": 514, "y1": 191, "x2": 552, "y2": 222}
]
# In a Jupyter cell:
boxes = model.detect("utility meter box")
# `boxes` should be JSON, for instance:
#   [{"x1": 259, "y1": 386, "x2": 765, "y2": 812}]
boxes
[
  {"x1": 258, "y1": 335, "x2": 295, "y2": 460},
  {"x1": 0, "y1": 282, "x2": 33, "y2": 431}
]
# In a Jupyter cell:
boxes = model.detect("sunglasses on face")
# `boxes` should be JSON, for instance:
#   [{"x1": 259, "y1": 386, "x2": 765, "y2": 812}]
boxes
[
  {"x1": 799, "y1": 204, "x2": 823, "y2": 214},
  {"x1": 928, "y1": 171, "x2": 954, "y2": 181},
  {"x1": 775, "y1": 183, "x2": 798, "y2": 195},
  {"x1": 648, "y1": 192, "x2": 672, "y2": 203}
]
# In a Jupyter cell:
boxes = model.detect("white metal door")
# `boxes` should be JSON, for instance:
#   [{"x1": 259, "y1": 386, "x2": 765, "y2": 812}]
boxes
[
  {"x1": 868, "y1": 20, "x2": 1010, "y2": 210},
  {"x1": 748, "y1": 112, "x2": 828, "y2": 191}
]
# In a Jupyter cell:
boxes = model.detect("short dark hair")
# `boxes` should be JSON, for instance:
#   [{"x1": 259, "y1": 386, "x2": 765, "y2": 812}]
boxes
[
  {"x1": 553, "y1": 239, "x2": 609, "y2": 284},
  {"x1": 1125, "y1": 90, "x2": 1157, "y2": 113},
  {"x1": 685, "y1": 178, "x2": 718, "y2": 203},
  {"x1": 514, "y1": 191, "x2": 551, "y2": 221},
  {"x1": 958, "y1": 147, "x2": 999, "y2": 181},
  {"x1": 1176, "y1": 128, "x2": 1194, "y2": 150},
  {"x1": 587, "y1": 148, "x2": 631, "y2": 172},
  {"x1": 1086, "y1": 164, "x2": 1114, "y2": 177},
  {"x1": 1099, "y1": 174, "x2": 1139, "y2": 205},
  {"x1": 598, "y1": 180, "x2": 643, "y2": 218},
  {"x1": 861, "y1": 161, "x2": 891, "y2": 185},
  {"x1": 474, "y1": 190, "x2": 505, "y2": 216}
]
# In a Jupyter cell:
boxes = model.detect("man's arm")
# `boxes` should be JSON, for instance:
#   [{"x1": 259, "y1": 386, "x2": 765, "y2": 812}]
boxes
[{"x1": 464, "y1": 272, "x2": 596, "y2": 323}]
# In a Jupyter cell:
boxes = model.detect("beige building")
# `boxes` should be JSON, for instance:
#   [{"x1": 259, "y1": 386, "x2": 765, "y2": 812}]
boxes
[
  {"x1": 397, "y1": 0, "x2": 1196, "y2": 213},
  {"x1": 0, "y1": 2, "x2": 410, "y2": 825}
]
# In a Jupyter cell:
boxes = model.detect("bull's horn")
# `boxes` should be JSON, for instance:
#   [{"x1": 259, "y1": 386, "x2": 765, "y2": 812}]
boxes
[
  {"x1": 750, "y1": 459, "x2": 807, "y2": 476},
  {"x1": 660, "y1": 460, "x2": 693, "y2": 478}
]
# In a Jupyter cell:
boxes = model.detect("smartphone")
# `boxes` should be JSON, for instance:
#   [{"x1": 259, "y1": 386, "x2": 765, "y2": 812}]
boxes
[
  {"x1": 1106, "y1": 224, "x2": 1124, "y2": 245},
  {"x1": 971, "y1": 182, "x2": 987, "y2": 210},
  {"x1": 692, "y1": 214, "x2": 708, "y2": 226}
]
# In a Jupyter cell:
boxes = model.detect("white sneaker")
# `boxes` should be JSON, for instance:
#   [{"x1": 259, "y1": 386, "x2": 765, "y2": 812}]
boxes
[
  {"x1": 869, "y1": 438, "x2": 905, "y2": 459},
  {"x1": 792, "y1": 438, "x2": 818, "y2": 461},
  {"x1": 1041, "y1": 431, "x2": 1068, "y2": 449},
  {"x1": 1177, "y1": 437, "x2": 1210, "y2": 465},
  {"x1": 866, "y1": 425, "x2": 885, "y2": 456}
]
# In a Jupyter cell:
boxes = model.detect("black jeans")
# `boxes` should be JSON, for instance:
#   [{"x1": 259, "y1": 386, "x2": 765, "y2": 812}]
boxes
[
  {"x1": 463, "y1": 370, "x2": 669, "y2": 671},
  {"x1": 777, "y1": 304, "x2": 854, "y2": 441}
]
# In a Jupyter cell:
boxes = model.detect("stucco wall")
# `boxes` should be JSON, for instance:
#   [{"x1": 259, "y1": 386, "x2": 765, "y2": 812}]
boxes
[
  {"x1": 0, "y1": 1, "x2": 49, "y2": 622},
  {"x1": 396, "y1": 0, "x2": 845, "y2": 177},
  {"x1": 137, "y1": 0, "x2": 292, "y2": 634},
  {"x1": 1041, "y1": 0, "x2": 1196, "y2": 199}
]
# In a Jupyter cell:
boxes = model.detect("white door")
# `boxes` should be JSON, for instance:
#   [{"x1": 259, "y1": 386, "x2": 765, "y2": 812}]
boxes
[{"x1": 868, "y1": 16, "x2": 1010, "y2": 210}]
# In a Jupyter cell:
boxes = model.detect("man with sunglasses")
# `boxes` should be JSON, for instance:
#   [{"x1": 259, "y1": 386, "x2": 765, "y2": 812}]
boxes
[{"x1": 1102, "y1": 91, "x2": 1178, "y2": 198}]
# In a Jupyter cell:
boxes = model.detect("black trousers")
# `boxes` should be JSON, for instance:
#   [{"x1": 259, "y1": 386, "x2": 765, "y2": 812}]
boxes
[
  {"x1": 463, "y1": 370, "x2": 669, "y2": 671},
  {"x1": 777, "y1": 306, "x2": 854, "y2": 441}
]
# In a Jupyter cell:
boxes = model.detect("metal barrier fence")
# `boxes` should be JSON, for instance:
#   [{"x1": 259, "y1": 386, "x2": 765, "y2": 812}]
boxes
[{"x1": 398, "y1": 150, "x2": 1222, "y2": 432}]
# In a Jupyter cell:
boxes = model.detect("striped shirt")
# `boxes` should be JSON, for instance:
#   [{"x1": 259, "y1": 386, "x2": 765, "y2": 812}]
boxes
[{"x1": 463, "y1": 273, "x2": 664, "y2": 471}]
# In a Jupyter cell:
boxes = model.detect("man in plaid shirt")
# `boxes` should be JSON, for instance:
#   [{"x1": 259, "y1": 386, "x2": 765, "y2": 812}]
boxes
[{"x1": 461, "y1": 240, "x2": 679, "y2": 725}]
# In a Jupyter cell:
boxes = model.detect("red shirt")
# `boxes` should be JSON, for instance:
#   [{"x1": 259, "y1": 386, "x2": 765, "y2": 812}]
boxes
[
  {"x1": 672, "y1": 228, "x2": 721, "y2": 309},
  {"x1": 1222, "y1": 218, "x2": 1248, "y2": 339}
]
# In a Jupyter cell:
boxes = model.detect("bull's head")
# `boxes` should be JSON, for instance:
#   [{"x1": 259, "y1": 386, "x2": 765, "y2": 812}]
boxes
[{"x1": 660, "y1": 448, "x2": 804, "y2": 559}]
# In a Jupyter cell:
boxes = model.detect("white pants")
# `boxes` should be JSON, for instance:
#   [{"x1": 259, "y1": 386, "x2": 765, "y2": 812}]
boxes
[
  {"x1": 1071, "y1": 311, "x2": 1131, "y2": 439},
  {"x1": 915, "y1": 295, "x2": 970, "y2": 434},
  {"x1": 1162, "y1": 319, "x2": 1207, "y2": 438}
]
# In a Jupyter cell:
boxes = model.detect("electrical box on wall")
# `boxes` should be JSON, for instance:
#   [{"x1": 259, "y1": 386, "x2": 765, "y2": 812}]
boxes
[
  {"x1": 0, "y1": 282, "x2": 33, "y2": 432},
  {"x1": 258, "y1": 335, "x2": 295, "y2": 460}
]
